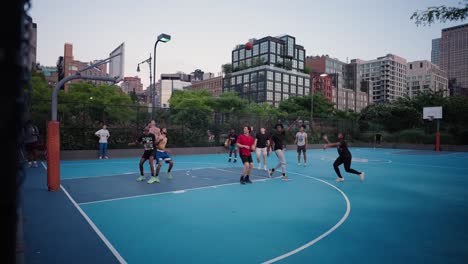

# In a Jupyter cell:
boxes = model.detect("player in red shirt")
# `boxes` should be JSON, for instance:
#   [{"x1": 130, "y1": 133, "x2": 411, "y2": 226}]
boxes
[{"x1": 236, "y1": 126, "x2": 255, "y2": 184}]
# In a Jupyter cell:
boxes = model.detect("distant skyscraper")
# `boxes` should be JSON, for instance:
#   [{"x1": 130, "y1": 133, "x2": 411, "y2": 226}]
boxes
[
  {"x1": 358, "y1": 54, "x2": 408, "y2": 103},
  {"x1": 440, "y1": 23, "x2": 468, "y2": 96},
  {"x1": 407, "y1": 60, "x2": 448, "y2": 98},
  {"x1": 431, "y1": 38, "x2": 441, "y2": 66}
]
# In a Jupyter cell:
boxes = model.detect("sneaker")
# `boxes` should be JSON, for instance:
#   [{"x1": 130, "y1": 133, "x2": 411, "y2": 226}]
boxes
[
  {"x1": 244, "y1": 175, "x2": 252, "y2": 184},
  {"x1": 264, "y1": 166, "x2": 268, "y2": 171},
  {"x1": 99, "y1": 156, "x2": 102, "y2": 159},
  {"x1": 257, "y1": 164, "x2": 261, "y2": 170},
  {"x1": 147, "y1": 176, "x2": 160, "y2": 184},
  {"x1": 228, "y1": 158, "x2": 232, "y2": 162},
  {"x1": 281, "y1": 175, "x2": 289, "y2": 181},
  {"x1": 240, "y1": 176, "x2": 245, "y2": 184},
  {"x1": 136, "y1": 175, "x2": 146, "y2": 182},
  {"x1": 268, "y1": 169, "x2": 275, "y2": 178},
  {"x1": 167, "y1": 171, "x2": 173, "y2": 179},
  {"x1": 33, "y1": 161, "x2": 38, "y2": 168},
  {"x1": 298, "y1": 163, "x2": 301, "y2": 166},
  {"x1": 233, "y1": 158, "x2": 237, "y2": 163},
  {"x1": 104, "y1": 156, "x2": 109, "y2": 159},
  {"x1": 336, "y1": 177, "x2": 345, "y2": 182},
  {"x1": 304, "y1": 163, "x2": 307, "y2": 167},
  {"x1": 359, "y1": 172, "x2": 365, "y2": 182},
  {"x1": 27, "y1": 162, "x2": 32, "y2": 168}
]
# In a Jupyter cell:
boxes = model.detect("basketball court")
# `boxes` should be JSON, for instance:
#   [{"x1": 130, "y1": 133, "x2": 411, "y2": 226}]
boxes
[{"x1": 21, "y1": 147, "x2": 468, "y2": 263}]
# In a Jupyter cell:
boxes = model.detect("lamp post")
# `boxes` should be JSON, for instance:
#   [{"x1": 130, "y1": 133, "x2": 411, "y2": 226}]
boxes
[
  {"x1": 137, "y1": 54, "x2": 152, "y2": 108},
  {"x1": 152, "y1": 33, "x2": 171, "y2": 118},
  {"x1": 311, "y1": 73, "x2": 328, "y2": 127}
]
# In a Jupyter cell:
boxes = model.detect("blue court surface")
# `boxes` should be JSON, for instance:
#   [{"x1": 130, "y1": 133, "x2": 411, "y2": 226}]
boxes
[{"x1": 22, "y1": 148, "x2": 468, "y2": 264}]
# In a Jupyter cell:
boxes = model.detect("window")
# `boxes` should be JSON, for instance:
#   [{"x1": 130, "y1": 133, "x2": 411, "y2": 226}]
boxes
[
  {"x1": 243, "y1": 74, "x2": 249, "y2": 83},
  {"x1": 237, "y1": 76, "x2": 242, "y2": 84},
  {"x1": 283, "y1": 94, "x2": 289, "y2": 100},
  {"x1": 270, "y1": 41, "x2": 276, "y2": 53},
  {"x1": 239, "y1": 50, "x2": 245, "y2": 60},
  {"x1": 275, "y1": 72, "x2": 282, "y2": 82},
  {"x1": 267, "y1": 81, "x2": 274, "y2": 90},
  {"x1": 267, "y1": 91, "x2": 273, "y2": 100},
  {"x1": 233, "y1": 50, "x2": 238, "y2": 62},
  {"x1": 298, "y1": 61, "x2": 304, "y2": 70},
  {"x1": 292, "y1": 60, "x2": 297, "y2": 69},
  {"x1": 261, "y1": 54, "x2": 268, "y2": 64},
  {"x1": 299, "y1": 50, "x2": 304, "y2": 61},
  {"x1": 277, "y1": 44, "x2": 282, "y2": 55},
  {"x1": 260, "y1": 41, "x2": 268, "y2": 54},
  {"x1": 246, "y1": 49, "x2": 252, "y2": 58},
  {"x1": 291, "y1": 76, "x2": 296, "y2": 84},
  {"x1": 233, "y1": 62, "x2": 238, "y2": 69},
  {"x1": 245, "y1": 58, "x2": 251, "y2": 67},
  {"x1": 275, "y1": 81, "x2": 281, "y2": 91},
  {"x1": 275, "y1": 92, "x2": 281, "y2": 100},
  {"x1": 297, "y1": 87, "x2": 303, "y2": 95},
  {"x1": 267, "y1": 71, "x2": 274, "y2": 80},
  {"x1": 258, "y1": 71, "x2": 265, "y2": 81},
  {"x1": 304, "y1": 87, "x2": 309, "y2": 95},
  {"x1": 253, "y1": 44, "x2": 259, "y2": 56},
  {"x1": 251, "y1": 72, "x2": 257, "y2": 82},
  {"x1": 420, "y1": 62, "x2": 423, "y2": 68},
  {"x1": 298, "y1": 77, "x2": 303, "y2": 86},
  {"x1": 291, "y1": 85, "x2": 296, "y2": 94},
  {"x1": 270, "y1": 54, "x2": 276, "y2": 64},
  {"x1": 283, "y1": 74, "x2": 289, "y2": 83}
]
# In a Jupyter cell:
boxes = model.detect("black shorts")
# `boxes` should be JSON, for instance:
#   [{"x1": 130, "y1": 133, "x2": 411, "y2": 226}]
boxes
[
  {"x1": 26, "y1": 142, "x2": 38, "y2": 152},
  {"x1": 240, "y1": 154, "x2": 253, "y2": 164},
  {"x1": 297, "y1": 145, "x2": 306, "y2": 153},
  {"x1": 141, "y1": 150, "x2": 155, "y2": 160}
]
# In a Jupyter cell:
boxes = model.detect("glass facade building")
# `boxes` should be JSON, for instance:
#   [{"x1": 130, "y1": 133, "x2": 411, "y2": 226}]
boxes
[{"x1": 223, "y1": 35, "x2": 310, "y2": 106}]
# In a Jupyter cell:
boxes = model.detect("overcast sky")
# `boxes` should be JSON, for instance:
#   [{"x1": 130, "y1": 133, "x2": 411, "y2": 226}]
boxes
[{"x1": 31, "y1": 0, "x2": 463, "y2": 88}]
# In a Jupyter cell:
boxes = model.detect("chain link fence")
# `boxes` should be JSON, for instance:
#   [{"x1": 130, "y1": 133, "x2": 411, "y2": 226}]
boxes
[{"x1": 30, "y1": 100, "x2": 458, "y2": 150}]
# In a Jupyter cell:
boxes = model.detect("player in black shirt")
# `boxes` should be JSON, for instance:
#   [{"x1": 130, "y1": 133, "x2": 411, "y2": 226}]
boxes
[
  {"x1": 269, "y1": 124, "x2": 290, "y2": 180},
  {"x1": 323, "y1": 133, "x2": 365, "y2": 182},
  {"x1": 135, "y1": 127, "x2": 158, "y2": 183},
  {"x1": 227, "y1": 129, "x2": 238, "y2": 163}
]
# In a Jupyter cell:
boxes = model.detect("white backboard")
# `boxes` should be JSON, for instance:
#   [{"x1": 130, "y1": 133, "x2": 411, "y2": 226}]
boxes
[
  {"x1": 423, "y1": 106, "x2": 442, "y2": 119},
  {"x1": 109, "y1": 43, "x2": 125, "y2": 82}
]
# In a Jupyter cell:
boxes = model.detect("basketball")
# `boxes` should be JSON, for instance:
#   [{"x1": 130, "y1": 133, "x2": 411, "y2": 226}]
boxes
[{"x1": 245, "y1": 42, "x2": 253, "y2": 50}]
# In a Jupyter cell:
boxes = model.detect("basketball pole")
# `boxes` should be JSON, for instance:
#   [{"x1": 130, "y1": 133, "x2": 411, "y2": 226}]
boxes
[
  {"x1": 436, "y1": 118, "x2": 440, "y2": 152},
  {"x1": 48, "y1": 63, "x2": 119, "y2": 191}
]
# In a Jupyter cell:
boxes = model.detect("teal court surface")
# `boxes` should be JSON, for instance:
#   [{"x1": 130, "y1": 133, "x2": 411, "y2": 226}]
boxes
[{"x1": 21, "y1": 148, "x2": 468, "y2": 264}]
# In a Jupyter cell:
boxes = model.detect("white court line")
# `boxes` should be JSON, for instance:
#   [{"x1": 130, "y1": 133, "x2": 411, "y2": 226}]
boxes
[
  {"x1": 78, "y1": 176, "x2": 281, "y2": 206},
  {"x1": 60, "y1": 161, "x2": 227, "y2": 166},
  {"x1": 390, "y1": 162, "x2": 468, "y2": 170},
  {"x1": 262, "y1": 172, "x2": 351, "y2": 264},
  {"x1": 40, "y1": 162, "x2": 127, "y2": 264}
]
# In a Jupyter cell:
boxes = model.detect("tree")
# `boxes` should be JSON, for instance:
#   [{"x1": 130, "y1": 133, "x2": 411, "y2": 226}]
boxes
[
  {"x1": 222, "y1": 63, "x2": 232, "y2": 75},
  {"x1": 411, "y1": 0, "x2": 468, "y2": 26}
]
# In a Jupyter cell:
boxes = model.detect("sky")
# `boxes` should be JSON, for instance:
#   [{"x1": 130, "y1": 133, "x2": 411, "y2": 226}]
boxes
[{"x1": 31, "y1": 0, "x2": 464, "y2": 88}]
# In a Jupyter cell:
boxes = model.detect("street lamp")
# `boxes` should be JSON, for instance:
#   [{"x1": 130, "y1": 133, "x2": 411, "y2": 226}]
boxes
[
  {"x1": 152, "y1": 33, "x2": 171, "y2": 117},
  {"x1": 311, "y1": 73, "x2": 328, "y2": 128},
  {"x1": 137, "y1": 54, "x2": 152, "y2": 106}
]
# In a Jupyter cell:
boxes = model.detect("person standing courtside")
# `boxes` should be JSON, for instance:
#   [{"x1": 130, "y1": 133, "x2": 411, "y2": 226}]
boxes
[
  {"x1": 95, "y1": 124, "x2": 110, "y2": 159},
  {"x1": 294, "y1": 125, "x2": 308, "y2": 166},
  {"x1": 237, "y1": 126, "x2": 255, "y2": 184}
]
